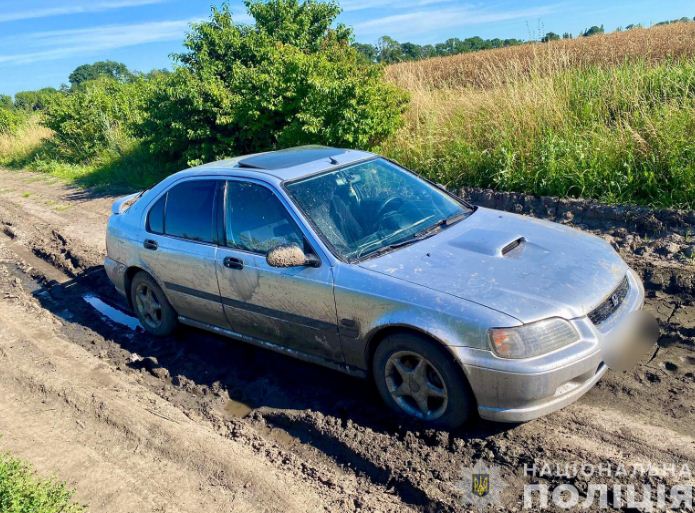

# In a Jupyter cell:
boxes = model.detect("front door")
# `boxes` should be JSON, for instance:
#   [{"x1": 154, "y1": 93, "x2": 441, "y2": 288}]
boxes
[{"x1": 215, "y1": 179, "x2": 342, "y2": 362}]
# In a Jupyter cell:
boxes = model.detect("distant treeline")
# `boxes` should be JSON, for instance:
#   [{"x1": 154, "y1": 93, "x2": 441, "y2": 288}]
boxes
[
  {"x1": 354, "y1": 17, "x2": 695, "y2": 64},
  {"x1": 353, "y1": 36, "x2": 524, "y2": 64}
]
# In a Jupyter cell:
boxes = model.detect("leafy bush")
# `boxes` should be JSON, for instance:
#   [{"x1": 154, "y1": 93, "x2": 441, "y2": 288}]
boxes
[
  {"x1": 0, "y1": 107, "x2": 23, "y2": 135},
  {"x1": 140, "y1": 0, "x2": 408, "y2": 166},
  {"x1": 14, "y1": 88, "x2": 60, "y2": 111},
  {"x1": 44, "y1": 77, "x2": 150, "y2": 162},
  {"x1": 0, "y1": 452, "x2": 84, "y2": 513}
]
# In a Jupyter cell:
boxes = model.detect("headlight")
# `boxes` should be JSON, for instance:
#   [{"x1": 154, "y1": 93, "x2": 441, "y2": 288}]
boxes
[{"x1": 489, "y1": 318, "x2": 580, "y2": 359}]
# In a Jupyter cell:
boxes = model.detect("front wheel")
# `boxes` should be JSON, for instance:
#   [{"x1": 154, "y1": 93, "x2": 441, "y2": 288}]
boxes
[
  {"x1": 130, "y1": 271, "x2": 178, "y2": 336},
  {"x1": 372, "y1": 333, "x2": 474, "y2": 429}
]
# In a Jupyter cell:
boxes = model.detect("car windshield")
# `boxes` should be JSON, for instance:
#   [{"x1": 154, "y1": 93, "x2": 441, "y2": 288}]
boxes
[{"x1": 285, "y1": 158, "x2": 472, "y2": 261}]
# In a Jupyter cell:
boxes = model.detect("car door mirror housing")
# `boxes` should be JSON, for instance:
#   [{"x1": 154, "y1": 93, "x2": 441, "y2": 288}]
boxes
[{"x1": 266, "y1": 244, "x2": 319, "y2": 268}]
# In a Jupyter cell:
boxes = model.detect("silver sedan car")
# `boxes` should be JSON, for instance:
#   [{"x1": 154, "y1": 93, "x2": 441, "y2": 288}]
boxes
[{"x1": 104, "y1": 146, "x2": 657, "y2": 428}]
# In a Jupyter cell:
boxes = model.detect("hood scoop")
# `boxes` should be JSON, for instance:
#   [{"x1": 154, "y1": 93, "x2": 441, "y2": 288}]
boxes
[
  {"x1": 447, "y1": 229, "x2": 527, "y2": 257},
  {"x1": 501, "y1": 237, "x2": 525, "y2": 256}
]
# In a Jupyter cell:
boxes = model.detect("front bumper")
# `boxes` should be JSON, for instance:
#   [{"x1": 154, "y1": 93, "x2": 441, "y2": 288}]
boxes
[
  {"x1": 104, "y1": 256, "x2": 127, "y2": 298},
  {"x1": 454, "y1": 269, "x2": 652, "y2": 422}
]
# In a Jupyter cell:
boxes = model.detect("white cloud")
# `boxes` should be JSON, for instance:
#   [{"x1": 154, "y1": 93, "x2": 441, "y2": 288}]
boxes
[
  {"x1": 353, "y1": 3, "x2": 561, "y2": 40},
  {"x1": 0, "y1": 19, "x2": 199, "y2": 65},
  {"x1": 0, "y1": 0, "x2": 169, "y2": 23},
  {"x1": 341, "y1": 0, "x2": 451, "y2": 13}
]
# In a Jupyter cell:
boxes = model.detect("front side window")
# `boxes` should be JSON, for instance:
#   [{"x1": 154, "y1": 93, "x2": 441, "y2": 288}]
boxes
[
  {"x1": 285, "y1": 158, "x2": 472, "y2": 261},
  {"x1": 226, "y1": 181, "x2": 304, "y2": 254},
  {"x1": 162, "y1": 180, "x2": 217, "y2": 243}
]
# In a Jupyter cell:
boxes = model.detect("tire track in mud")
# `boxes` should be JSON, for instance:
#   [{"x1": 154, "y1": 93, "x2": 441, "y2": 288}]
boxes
[
  {"x1": 0, "y1": 210, "x2": 416, "y2": 512},
  {"x1": 0, "y1": 173, "x2": 693, "y2": 512}
]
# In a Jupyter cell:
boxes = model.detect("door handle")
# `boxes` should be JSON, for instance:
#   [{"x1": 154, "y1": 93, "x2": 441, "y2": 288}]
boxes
[
  {"x1": 223, "y1": 256, "x2": 244, "y2": 270},
  {"x1": 143, "y1": 239, "x2": 158, "y2": 250}
]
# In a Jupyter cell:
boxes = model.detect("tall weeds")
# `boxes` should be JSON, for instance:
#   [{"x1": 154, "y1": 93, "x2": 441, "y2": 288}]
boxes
[{"x1": 381, "y1": 24, "x2": 695, "y2": 209}]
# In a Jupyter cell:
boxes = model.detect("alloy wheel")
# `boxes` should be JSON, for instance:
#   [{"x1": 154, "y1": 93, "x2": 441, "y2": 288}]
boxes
[
  {"x1": 384, "y1": 350, "x2": 448, "y2": 420},
  {"x1": 134, "y1": 282, "x2": 163, "y2": 330}
]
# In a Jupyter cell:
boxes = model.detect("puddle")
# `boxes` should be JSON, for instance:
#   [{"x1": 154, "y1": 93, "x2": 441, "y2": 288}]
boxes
[
  {"x1": 223, "y1": 398, "x2": 253, "y2": 418},
  {"x1": 83, "y1": 294, "x2": 142, "y2": 331},
  {"x1": 253, "y1": 422, "x2": 301, "y2": 447}
]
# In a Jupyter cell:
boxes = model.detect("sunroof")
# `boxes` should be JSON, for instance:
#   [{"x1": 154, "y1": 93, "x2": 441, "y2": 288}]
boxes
[{"x1": 237, "y1": 146, "x2": 345, "y2": 170}]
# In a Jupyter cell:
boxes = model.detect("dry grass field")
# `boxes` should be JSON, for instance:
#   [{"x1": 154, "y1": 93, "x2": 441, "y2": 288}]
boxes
[
  {"x1": 380, "y1": 22, "x2": 695, "y2": 208},
  {"x1": 386, "y1": 22, "x2": 695, "y2": 90}
]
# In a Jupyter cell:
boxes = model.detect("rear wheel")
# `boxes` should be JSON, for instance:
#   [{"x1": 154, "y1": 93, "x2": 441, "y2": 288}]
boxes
[
  {"x1": 372, "y1": 333, "x2": 474, "y2": 429},
  {"x1": 130, "y1": 271, "x2": 177, "y2": 336}
]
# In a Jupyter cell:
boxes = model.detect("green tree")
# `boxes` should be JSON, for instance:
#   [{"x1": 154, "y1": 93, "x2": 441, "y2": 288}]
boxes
[
  {"x1": 419, "y1": 44, "x2": 437, "y2": 59},
  {"x1": 14, "y1": 88, "x2": 59, "y2": 111},
  {"x1": 377, "y1": 36, "x2": 405, "y2": 63},
  {"x1": 400, "y1": 42, "x2": 422, "y2": 60},
  {"x1": 245, "y1": 0, "x2": 350, "y2": 50},
  {"x1": 0, "y1": 94, "x2": 12, "y2": 109},
  {"x1": 45, "y1": 77, "x2": 150, "y2": 162},
  {"x1": 352, "y1": 42, "x2": 378, "y2": 62},
  {"x1": 68, "y1": 61, "x2": 133, "y2": 88},
  {"x1": 140, "y1": 2, "x2": 408, "y2": 165},
  {"x1": 541, "y1": 32, "x2": 561, "y2": 42},
  {"x1": 581, "y1": 25, "x2": 605, "y2": 37}
]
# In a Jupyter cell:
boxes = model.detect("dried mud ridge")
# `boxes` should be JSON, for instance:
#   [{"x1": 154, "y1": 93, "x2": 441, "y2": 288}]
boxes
[{"x1": 0, "y1": 174, "x2": 693, "y2": 512}]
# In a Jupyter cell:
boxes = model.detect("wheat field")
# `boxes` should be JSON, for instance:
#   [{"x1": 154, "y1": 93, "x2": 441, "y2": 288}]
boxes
[{"x1": 386, "y1": 22, "x2": 695, "y2": 91}]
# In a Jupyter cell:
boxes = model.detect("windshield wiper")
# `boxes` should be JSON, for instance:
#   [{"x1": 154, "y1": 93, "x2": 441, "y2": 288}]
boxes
[
  {"x1": 403, "y1": 210, "x2": 467, "y2": 240},
  {"x1": 354, "y1": 211, "x2": 469, "y2": 261},
  {"x1": 442, "y1": 211, "x2": 468, "y2": 226},
  {"x1": 359, "y1": 222, "x2": 442, "y2": 260}
]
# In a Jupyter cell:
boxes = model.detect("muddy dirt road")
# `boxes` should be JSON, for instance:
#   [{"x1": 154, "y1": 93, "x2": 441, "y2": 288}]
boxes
[{"x1": 0, "y1": 168, "x2": 693, "y2": 512}]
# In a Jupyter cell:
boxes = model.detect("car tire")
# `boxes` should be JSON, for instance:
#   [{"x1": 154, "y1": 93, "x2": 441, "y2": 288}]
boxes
[
  {"x1": 372, "y1": 332, "x2": 474, "y2": 429},
  {"x1": 130, "y1": 271, "x2": 178, "y2": 336}
]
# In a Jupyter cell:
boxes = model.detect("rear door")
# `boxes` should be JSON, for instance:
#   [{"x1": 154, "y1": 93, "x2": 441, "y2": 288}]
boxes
[
  {"x1": 140, "y1": 178, "x2": 227, "y2": 327},
  {"x1": 215, "y1": 179, "x2": 342, "y2": 362}
]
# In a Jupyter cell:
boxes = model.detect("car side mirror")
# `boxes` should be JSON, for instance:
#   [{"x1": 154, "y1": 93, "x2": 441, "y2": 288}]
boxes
[{"x1": 266, "y1": 244, "x2": 320, "y2": 268}]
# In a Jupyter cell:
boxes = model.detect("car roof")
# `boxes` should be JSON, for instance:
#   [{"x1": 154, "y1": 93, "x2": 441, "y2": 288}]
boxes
[{"x1": 176, "y1": 145, "x2": 376, "y2": 183}]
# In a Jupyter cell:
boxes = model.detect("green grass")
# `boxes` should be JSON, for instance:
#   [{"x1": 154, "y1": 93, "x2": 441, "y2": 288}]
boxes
[
  {"x1": 0, "y1": 452, "x2": 85, "y2": 513},
  {"x1": 0, "y1": 121, "x2": 174, "y2": 193},
  {"x1": 380, "y1": 58, "x2": 695, "y2": 209}
]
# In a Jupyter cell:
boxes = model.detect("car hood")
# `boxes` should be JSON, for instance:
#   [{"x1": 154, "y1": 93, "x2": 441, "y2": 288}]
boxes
[{"x1": 357, "y1": 207, "x2": 628, "y2": 323}]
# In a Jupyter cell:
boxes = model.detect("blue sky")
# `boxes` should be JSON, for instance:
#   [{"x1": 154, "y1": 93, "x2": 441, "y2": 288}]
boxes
[{"x1": 1, "y1": 0, "x2": 693, "y2": 96}]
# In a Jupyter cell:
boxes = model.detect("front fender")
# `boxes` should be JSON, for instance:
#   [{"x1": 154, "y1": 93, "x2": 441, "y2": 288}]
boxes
[{"x1": 333, "y1": 264, "x2": 519, "y2": 371}]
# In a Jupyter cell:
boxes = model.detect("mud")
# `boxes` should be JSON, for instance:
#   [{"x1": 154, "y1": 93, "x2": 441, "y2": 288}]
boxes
[{"x1": 0, "y1": 169, "x2": 692, "y2": 512}]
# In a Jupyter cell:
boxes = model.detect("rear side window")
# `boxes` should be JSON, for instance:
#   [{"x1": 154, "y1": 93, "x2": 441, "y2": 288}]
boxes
[
  {"x1": 146, "y1": 195, "x2": 165, "y2": 234},
  {"x1": 161, "y1": 180, "x2": 217, "y2": 243}
]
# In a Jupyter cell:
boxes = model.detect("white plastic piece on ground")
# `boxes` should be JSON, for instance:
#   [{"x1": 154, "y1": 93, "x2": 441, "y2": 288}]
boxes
[{"x1": 83, "y1": 294, "x2": 141, "y2": 331}]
